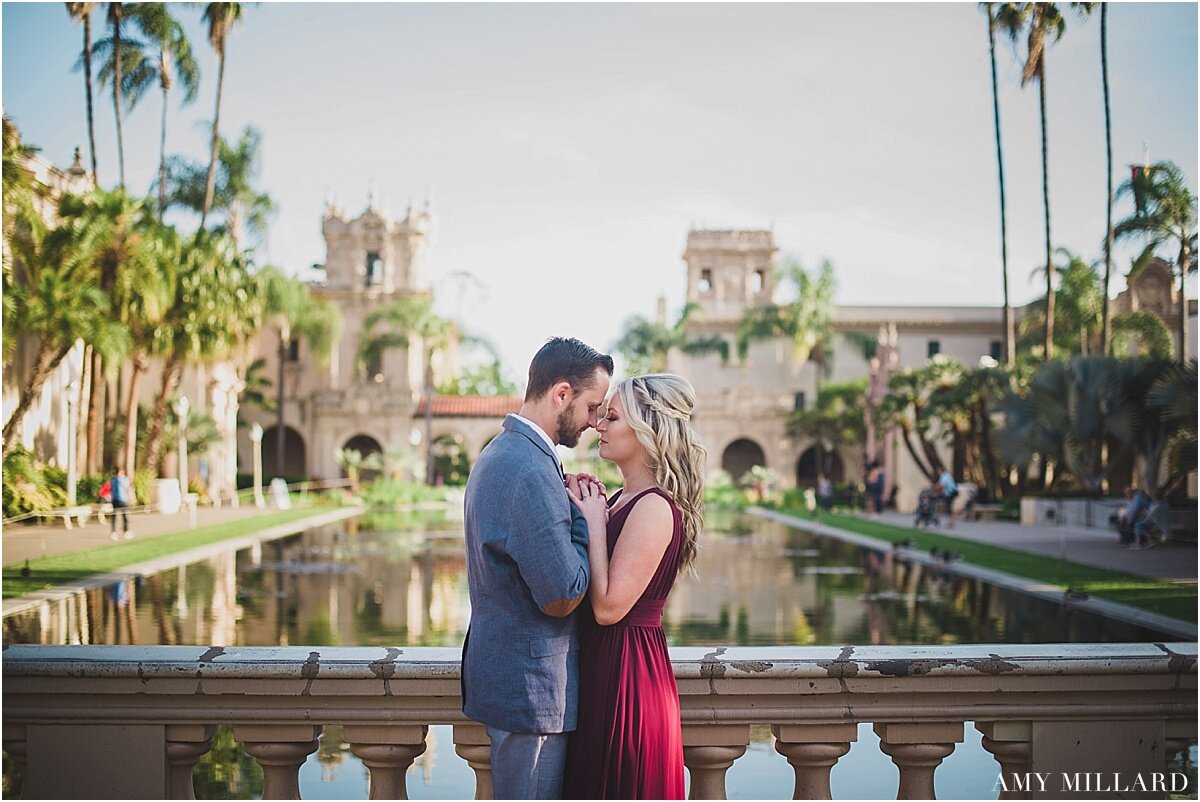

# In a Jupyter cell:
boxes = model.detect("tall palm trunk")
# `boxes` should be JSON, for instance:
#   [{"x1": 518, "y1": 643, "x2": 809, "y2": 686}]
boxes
[
  {"x1": 276, "y1": 333, "x2": 287, "y2": 475},
  {"x1": 423, "y1": 355, "x2": 434, "y2": 485},
  {"x1": 201, "y1": 54, "x2": 226, "y2": 228},
  {"x1": 3, "y1": 344, "x2": 73, "y2": 451},
  {"x1": 109, "y1": 5, "x2": 126, "y2": 188},
  {"x1": 158, "y1": 65, "x2": 169, "y2": 216},
  {"x1": 1038, "y1": 54, "x2": 1055, "y2": 359},
  {"x1": 81, "y1": 10, "x2": 99, "y2": 181},
  {"x1": 123, "y1": 351, "x2": 147, "y2": 472},
  {"x1": 143, "y1": 355, "x2": 182, "y2": 475},
  {"x1": 86, "y1": 350, "x2": 105, "y2": 474},
  {"x1": 986, "y1": 3, "x2": 1015, "y2": 365},
  {"x1": 1100, "y1": 4, "x2": 1114, "y2": 355},
  {"x1": 1178, "y1": 240, "x2": 1191, "y2": 362}
]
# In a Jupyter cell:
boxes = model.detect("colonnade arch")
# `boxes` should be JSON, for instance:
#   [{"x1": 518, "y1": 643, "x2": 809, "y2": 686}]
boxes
[
  {"x1": 263, "y1": 425, "x2": 307, "y2": 479},
  {"x1": 342, "y1": 434, "x2": 384, "y2": 482},
  {"x1": 720, "y1": 438, "x2": 767, "y2": 485}
]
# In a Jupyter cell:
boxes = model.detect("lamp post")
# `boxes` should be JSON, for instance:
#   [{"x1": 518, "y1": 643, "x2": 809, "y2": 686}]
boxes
[
  {"x1": 175, "y1": 396, "x2": 189, "y2": 514},
  {"x1": 66, "y1": 381, "x2": 78, "y2": 507},
  {"x1": 250, "y1": 423, "x2": 265, "y2": 508}
]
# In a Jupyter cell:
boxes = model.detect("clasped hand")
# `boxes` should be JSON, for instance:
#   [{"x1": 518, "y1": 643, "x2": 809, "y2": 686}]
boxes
[{"x1": 565, "y1": 473, "x2": 608, "y2": 522}]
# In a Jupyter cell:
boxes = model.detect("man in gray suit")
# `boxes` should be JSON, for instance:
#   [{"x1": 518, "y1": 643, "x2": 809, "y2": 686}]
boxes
[{"x1": 462, "y1": 337, "x2": 614, "y2": 799}]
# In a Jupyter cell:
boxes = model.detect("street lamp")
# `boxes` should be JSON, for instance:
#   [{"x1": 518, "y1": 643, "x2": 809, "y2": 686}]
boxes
[
  {"x1": 175, "y1": 395, "x2": 190, "y2": 514},
  {"x1": 250, "y1": 423, "x2": 265, "y2": 508}
]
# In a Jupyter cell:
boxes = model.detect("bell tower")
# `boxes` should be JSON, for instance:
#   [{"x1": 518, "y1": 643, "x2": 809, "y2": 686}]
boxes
[
  {"x1": 321, "y1": 193, "x2": 434, "y2": 295},
  {"x1": 683, "y1": 229, "x2": 777, "y2": 321}
]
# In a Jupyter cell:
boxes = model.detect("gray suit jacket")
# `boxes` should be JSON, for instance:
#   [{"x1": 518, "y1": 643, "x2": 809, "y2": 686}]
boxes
[{"x1": 461, "y1": 414, "x2": 591, "y2": 733}]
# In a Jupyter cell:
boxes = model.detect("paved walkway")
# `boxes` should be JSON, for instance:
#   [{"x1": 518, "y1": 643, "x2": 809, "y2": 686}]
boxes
[
  {"x1": 2, "y1": 503, "x2": 277, "y2": 567},
  {"x1": 871, "y1": 511, "x2": 1197, "y2": 582}
]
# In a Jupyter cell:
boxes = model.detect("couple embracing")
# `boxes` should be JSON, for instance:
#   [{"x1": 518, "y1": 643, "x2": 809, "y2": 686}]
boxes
[{"x1": 462, "y1": 337, "x2": 705, "y2": 800}]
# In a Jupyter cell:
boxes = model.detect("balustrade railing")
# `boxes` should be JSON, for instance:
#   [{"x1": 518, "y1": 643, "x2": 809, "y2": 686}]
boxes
[{"x1": 3, "y1": 643, "x2": 1195, "y2": 799}]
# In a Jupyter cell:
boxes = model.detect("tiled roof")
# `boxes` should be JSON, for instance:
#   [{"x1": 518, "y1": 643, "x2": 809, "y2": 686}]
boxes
[{"x1": 415, "y1": 395, "x2": 523, "y2": 418}]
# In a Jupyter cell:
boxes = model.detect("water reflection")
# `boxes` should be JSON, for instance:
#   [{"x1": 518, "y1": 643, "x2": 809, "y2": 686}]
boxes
[{"x1": 4, "y1": 514, "x2": 1172, "y2": 650}]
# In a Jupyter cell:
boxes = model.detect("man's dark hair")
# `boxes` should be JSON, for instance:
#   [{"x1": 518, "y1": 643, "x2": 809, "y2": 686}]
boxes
[{"x1": 525, "y1": 337, "x2": 614, "y2": 401}]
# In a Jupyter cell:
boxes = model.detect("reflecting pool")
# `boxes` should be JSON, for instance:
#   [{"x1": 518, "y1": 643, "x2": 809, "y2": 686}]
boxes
[{"x1": 3, "y1": 511, "x2": 1193, "y2": 798}]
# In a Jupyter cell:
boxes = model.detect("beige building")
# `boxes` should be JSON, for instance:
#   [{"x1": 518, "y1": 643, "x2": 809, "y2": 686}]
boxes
[
  {"x1": 236, "y1": 197, "x2": 518, "y2": 483},
  {"x1": 669, "y1": 229, "x2": 1013, "y2": 510}
]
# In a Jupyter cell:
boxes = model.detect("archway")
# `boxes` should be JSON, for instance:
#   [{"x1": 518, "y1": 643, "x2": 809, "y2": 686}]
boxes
[
  {"x1": 721, "y1": 438, "x2": 766, "y2": 485},
  {"x1": 795, "y1": 446, "x2": 845, "y2": 487},
  {"x1": 262, "y1": 425, "x2": 306, "y2": 479},
  {"x1": 343, "y1": 434, "x2": 384, "y2": 482},
  {"x1": 431, "y1": 434, "x2": 470, "y2": 486}
]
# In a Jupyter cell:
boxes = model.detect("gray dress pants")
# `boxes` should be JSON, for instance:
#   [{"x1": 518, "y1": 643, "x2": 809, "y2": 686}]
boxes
[{"x1": 486, "y1": 725, "x2": 569, "y2": 800}]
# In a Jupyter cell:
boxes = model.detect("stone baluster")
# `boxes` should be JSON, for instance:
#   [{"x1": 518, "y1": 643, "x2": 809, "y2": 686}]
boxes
[
  {"x1": 345, "y1": 724, "x2": 428, "y2": 800},
  {"x1": 682, "y1": 724, "x2": 749, "y2": 800},
  {"x1": 771, "y1": 723, "x2": 857, "y2": 800},
  {"x1": 452, "y1": 723, "x2": 493, "y2": 800},
  {"x1": 165, "y1": 724, "x2": 216, "y2": 800},
  {"x1": 1165, "y1": 719, "x2": 1197, "y2": 768},
  {"x1": 235, "y1": 724, "x2": 322, "y2": 800},
  {"x1": 874, "y1": 722, "x2": 963, "y2": 800},
  {"x1": 2, "y1": 724, "x2": 27, "y2": 800},
  {"x1": 975, "y1": 722, "x2": 1032, "y2": 800}
]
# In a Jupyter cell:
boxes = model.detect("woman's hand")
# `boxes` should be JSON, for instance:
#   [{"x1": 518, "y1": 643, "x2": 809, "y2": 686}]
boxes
[
  {"x1": 564, "y1": 472, "x2": 607, "y2": 498},
  {"x1": 566, "y1": 474, "x2": 608, "y2": 525}
]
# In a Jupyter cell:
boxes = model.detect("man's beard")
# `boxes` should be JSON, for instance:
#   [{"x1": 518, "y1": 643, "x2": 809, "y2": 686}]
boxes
[{"x1": 556, "y1": 403, "x2": 582, "y2": 448}]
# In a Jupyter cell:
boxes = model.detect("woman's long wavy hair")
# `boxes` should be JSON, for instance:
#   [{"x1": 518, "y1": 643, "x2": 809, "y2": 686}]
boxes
[{"x1": 616, "y1": 373, "x2": 706, "y2": 574}]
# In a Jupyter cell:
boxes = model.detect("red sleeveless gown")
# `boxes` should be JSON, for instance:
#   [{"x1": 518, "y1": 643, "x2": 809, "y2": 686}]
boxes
[{"x1": 563, "y1": 487, "x2": 686, "y2": 800}]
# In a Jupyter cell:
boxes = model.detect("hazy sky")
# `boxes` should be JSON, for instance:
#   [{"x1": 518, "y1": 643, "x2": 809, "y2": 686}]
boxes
[{"x1": 4, "y1": 2, "x2": 1197, "y2": 378}]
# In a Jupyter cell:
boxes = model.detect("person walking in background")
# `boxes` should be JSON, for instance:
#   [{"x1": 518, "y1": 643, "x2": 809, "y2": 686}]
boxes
[
  {"x1": 461, "y1": 337, "x2": 613, "y2": 800},
  {"x1": 937, "y1": 465, "x2": 958, "y2": 528},
  {"x1": 865, "y1": 461, "x2": 885, "y2": 518},
  {"x1": 108, "y1": 467, "x2": 132, "y2": 540},
  {"x1": 563, "y1": 373, "x2": 705, "y2": 799},
  {"x1": 817, "y1": 474, "x2": 834, "y2": 512}
]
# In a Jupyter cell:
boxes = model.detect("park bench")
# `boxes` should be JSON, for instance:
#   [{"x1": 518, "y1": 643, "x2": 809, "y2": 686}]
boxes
[
  {"x1": 969, "y1": 503, "x2": 1003, "y2": 522},
  {"x1": 38, "y1": 505, "x2": 93, "y2": 529},
  {"x1": 94, "y1": 502, "x2": 114, "y2": 523}
]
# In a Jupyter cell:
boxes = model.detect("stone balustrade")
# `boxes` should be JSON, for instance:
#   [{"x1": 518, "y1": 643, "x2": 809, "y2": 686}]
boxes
[{"x1": 3, "y1": 643, "x2": 1195, "y2": 799}]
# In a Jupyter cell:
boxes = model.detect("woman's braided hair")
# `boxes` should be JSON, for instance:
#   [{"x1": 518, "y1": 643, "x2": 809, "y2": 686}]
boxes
[{"x1": 616, "y1": 373, "x2": 706, "y2": 574}]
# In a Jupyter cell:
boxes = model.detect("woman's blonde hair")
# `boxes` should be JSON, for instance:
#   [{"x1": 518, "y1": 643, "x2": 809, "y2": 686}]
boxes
[{"x1": 616, "y1": 373, "x2": 706, "y2": 574}]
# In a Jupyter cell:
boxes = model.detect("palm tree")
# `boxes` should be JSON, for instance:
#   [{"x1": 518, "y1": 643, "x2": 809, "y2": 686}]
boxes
[
  {"x1": 1099, "y1": 3, "x2": 1115, "y2": 355},
  {"x1": 124, "y1": 3, "x2": 200, "y2": 217},
  {"x1": 1114, "y1": 160, "x2": 1197, "y2": 362},
  {"x1": 612, "y1": 302, "x2": 729, "y2": 375},
  {"x1": 358, "y1": 297, "x2": 458, "y2": 483},
  {"x1": 117, "y1": 223, "x2": 174, "y2": 472},
  {"x1": 59, "y1": 187, "x2": 158, "y2": 472},
  {"x1": 258, "y1": 266, "x2": 339, "y2": 474},
  {"x1": 2, "y1": 197, "x2": 129, "y2": 450},
  {"x1": 983, "y1": 3, "x2": 1015, "y2": 365},
  {"x1": 786, "y1": 379, "x2": 867, "y2": 483},
  {"x1": 200, "y1": 2, "x2": 245, "y2": 229},
  {"x1": 65, "y1": 3, "x2": 100, "y2": 181},
  {"x1": 166, "y1": 126, "x2": 274, "y2": 246},
  {"x1": 996, "y1": 3, "x2": 1093, "y2": 359},
  {"x1": 106, "y1": 3, "x2": 128, "y2": 188},
  {"x1": 735, "y1": 259, "x2": 836, "y2": 369},
  {"x1": 1, "y1": 118, "x2": 42, "y2": 242},
  {"x1": 143, "y1": 230, "x2": 255, "y2": 475}
]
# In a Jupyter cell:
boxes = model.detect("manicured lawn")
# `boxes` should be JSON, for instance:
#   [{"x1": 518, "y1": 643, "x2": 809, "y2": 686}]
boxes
[
  {"x1": 2, "y1": 506, "x2": 337, "y2": 600},
  {"x1": 769, "y1": 506, "x2": 1197, "y2": 623}
]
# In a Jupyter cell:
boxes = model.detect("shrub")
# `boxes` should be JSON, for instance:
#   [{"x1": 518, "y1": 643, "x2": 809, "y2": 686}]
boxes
[
  {"x1": 2, "y1": 446, "x2": 67, "y2": 518},
  {"x1": 363, "y1": 477, "x2": 446, "y2": 508}
]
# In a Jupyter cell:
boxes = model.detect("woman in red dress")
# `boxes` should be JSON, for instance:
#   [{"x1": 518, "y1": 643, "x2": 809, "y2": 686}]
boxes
[{"x1": 563, "y1": 373, "x2": 706, "y2": 800}]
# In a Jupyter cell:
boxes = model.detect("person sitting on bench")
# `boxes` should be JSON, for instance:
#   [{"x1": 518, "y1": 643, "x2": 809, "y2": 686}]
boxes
[{"x1": 1112, "y1": 485, "x2": 1149, "y2": 546}]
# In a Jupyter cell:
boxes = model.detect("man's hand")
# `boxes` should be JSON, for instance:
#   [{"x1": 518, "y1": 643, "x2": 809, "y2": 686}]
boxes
[{"x1": 565, "y1": 472, "x2": 607, "y2": 499}]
